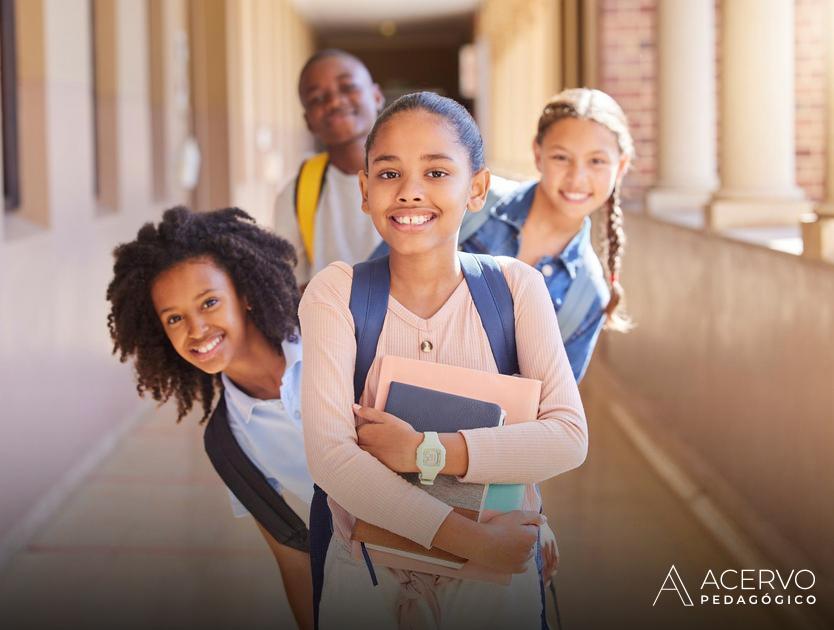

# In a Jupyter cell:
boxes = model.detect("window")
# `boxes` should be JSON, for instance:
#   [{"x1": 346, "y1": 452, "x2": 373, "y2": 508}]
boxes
[
  {"x1": 1, "y1": 0, "x2": 20, "y2": 212},
  {"x1": 91, "y1": 0, "x2": 118, "y2": 212},
  {"x1": 148, "y1": 0, "x2": 165, "y2": 201}
]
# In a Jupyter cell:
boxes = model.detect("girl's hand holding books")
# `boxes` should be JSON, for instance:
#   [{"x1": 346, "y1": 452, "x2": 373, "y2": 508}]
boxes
[
  {"x1": 474, "y1": 510, "x2": 546, "y2": 574},
  {"x1": 354, "y1": 402, "x2": 473, "y2": 478},
  {"x1": 432, "y1": 509, "x2": 545, "y2": 575},
  {"x1": 354, "y1": 404, "x2": 422, "y2": 473}
]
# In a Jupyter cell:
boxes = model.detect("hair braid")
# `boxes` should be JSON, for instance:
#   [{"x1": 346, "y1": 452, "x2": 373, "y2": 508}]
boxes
[
  {"x1": 536, "y1": 88, "x2": 635, "y2": 333},
  {"x1": 603, "y1": 187, "x2": 631, "y2": 331}
]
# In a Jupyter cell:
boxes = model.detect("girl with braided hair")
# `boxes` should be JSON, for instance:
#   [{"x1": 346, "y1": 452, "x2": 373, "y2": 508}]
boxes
[
  {"x1": 106, "y1": 206, "x2": 314, "y2": 630},
  {"x1": 462, "y1": 87, "x2": 633, "y2": 381},
  {"x1": 460, "y1": 87, "x2": 633, "y2": 584}
]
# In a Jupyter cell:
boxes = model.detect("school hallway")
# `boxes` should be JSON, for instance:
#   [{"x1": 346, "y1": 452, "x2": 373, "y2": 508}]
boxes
[
  {"x1": 0, "y1": 399, "x2": 294, "y2": 630},
  {"x1": 0, "y1": 360, "x2": 793, "y2": 630},
  {"x1": 2, "y1": 1, "x2": 833, "y2": 629}
]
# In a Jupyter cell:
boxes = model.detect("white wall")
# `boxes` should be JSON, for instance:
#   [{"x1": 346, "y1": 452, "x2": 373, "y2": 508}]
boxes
[
  {"x1": 0, "y1": 0, "x2": 317, "y2": 566},
  {"x1": 0, "y1": 0, "x2": 169, "y2": 561}
]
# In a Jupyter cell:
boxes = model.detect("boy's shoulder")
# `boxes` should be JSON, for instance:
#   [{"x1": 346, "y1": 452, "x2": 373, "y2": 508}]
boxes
[
  {"x1": 276, "y1": 154, "x2": 355, "y2": 219},
  {"x1": 274, "y1": 175, "x2": 298, "y2": 218},
  {"x1": 275, "y1": 152, "x2": 332, "y2": 203}
]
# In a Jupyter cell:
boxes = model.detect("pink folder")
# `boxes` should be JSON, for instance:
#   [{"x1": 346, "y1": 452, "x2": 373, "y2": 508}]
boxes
[
  {"x1": 374, "y1": 355, "x2": 541, "y2": 427},
  {"x1": 351, "y1": 354, "x2": 542, "y2": 584}
]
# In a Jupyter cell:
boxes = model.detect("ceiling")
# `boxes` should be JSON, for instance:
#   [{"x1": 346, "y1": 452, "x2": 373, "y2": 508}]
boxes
[{"x1": 290, "y1": 0, "x2": 482, "y2": 30}]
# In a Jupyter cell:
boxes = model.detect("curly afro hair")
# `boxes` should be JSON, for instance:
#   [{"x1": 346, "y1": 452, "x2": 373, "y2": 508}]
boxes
[{"x1": 106, "y1": 206, "x2": 299, "y2": 423}]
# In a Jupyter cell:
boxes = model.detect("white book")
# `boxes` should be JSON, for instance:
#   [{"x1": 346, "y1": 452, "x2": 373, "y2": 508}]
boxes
[{"x1": 363, "y1": 543, "x2": 465, "y2": 570}]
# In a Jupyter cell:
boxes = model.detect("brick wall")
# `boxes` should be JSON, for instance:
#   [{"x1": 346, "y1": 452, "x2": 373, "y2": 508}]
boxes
[
  {"x1": 795, "y1": 0, "x2": 827, "y2": 201},
  {"x1": 597, "y1": 0, "x2": 657, "y2": 205},
  {"x1": 597, "y1": 0, "x2": 828, "y2": 204}
]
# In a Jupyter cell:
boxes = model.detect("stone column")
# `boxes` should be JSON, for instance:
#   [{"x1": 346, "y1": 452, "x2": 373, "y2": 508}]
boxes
[
  {"x1": 646, "y1": 0, "x2": 717, "y2": 216},
  {"x1": 707, "y1": 0, "x2": 812, "y2": 230},
  {"x1": 801, "y1": 0, "x2": 834, "y2": 261},
  {"x1": 189, "y1": 0, "x2": 231, "y2": 211}
]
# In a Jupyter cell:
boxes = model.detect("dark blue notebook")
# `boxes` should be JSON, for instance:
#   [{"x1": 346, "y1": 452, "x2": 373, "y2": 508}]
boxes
[
  {"x1": 384, "y1": 382, "x2": 506, "y2": 512},
  {"x1": 384, "y1": 382, "x2": 506, "y2": 433}
]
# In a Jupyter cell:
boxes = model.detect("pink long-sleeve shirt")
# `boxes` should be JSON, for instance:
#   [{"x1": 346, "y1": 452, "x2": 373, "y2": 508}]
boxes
[{"x1": 299, "y1": 257, "x2": 588, "y2": 551}]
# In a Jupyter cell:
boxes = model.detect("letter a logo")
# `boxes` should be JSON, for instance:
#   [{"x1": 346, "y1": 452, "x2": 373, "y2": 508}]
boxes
[{"x1": 652, "y1": 565, "x2": 694, "y2": 607}]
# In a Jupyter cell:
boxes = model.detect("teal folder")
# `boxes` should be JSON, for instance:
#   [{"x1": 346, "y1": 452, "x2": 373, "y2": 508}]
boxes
[{"x1": 483, "y1": 483, "x2": 525, "y2": 512}]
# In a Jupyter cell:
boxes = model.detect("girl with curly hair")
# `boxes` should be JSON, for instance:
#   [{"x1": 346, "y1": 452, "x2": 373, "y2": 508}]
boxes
[{"x1": 107, "y1": 206, "x2": 313, "y2": 630}]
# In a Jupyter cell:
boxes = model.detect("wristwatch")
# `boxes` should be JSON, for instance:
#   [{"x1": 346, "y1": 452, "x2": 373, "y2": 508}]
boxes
[{"x1": 416, "y1": 431, "x2": 446, "y2": 485}]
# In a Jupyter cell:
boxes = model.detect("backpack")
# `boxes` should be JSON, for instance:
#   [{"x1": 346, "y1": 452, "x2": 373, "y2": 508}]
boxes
[
  {"x1": 294, "y1": 152, "x2": 330, "y2": 265},
  {"x1": 309, "y1": 252, "x2": 524, "y2": 628},
  {"x1": 465, "y1": 179, "x2": 605, "y2": 344},
  {"x1": 203, "y1": 396, "x2": 309, "y2": 552},
  {"x1": 557, "y1": 242, "x2": 606, "y2": 342},
  {"x1": 458, "y1": 173, "x2": 519, "y2": 244}
]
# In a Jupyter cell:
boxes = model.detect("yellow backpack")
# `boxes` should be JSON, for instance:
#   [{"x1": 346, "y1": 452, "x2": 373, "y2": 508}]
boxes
[{"x1": 294, "y1": 152, "x2": 330, "y2": 264}]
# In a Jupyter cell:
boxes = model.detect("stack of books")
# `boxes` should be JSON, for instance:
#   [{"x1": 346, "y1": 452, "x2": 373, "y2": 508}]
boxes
[{"x1": 351, "y1": 355, "x2": 542, "y2": 583}]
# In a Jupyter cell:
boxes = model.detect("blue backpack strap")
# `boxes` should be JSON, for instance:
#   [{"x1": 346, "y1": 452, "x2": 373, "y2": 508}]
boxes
[
  {"x1": 368, "y1": 239, "x2": 390, "y2": 260},
  {"x1": 557, "y1": 244, "x2": 606, "y2": 343},
  {"x1": 458, "y1": 175, "x2": 520, "y2": 244},
  {"x1": 459, "y1": 253, "x2": 553, "y2": 628},
  {"x1": 310, "y1": 257, "x2": 390, "y2": 628},
  {"x1": 348, "y1": 256, "x2": 389, "y2": 584},
  {"x1": 460, "y1": 254, "x2": 553, "y2": 627},
  {"x1": 349, "y1": 256, "x2": 391, "y2": 401},
  {"x1": 312, "y1": 253, "x2": 523, "y2": 627},
  {"x1": 347, "y1": 257, "x2": 388, "y2": 586},
  {"x1": 458, "y1": 252, "x2": 519, "y2": 376}
]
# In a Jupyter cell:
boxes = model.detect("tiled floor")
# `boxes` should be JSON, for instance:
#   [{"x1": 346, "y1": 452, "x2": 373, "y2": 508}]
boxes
[
  {"x1": 543, "y1": 371, "x2": 790, "y2": 630},
  {"x1": 0, "y1": 368, "x2": 794, "y2": 630},
  {"x1": 0, "y1": 404, "x2": 294, "y2": 630}
]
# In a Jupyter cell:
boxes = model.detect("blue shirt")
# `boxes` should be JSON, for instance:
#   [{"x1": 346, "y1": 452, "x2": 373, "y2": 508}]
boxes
[
  {"x1": 221, "y1": 336, "x2": 314, "y2": 524},
  {"x1": 460, "y1": 181, "x2": 610, "y2": 382}
]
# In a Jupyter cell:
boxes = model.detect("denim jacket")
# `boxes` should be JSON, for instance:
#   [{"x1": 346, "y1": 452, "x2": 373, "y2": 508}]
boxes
[{"x1": 460, "y1": 181, "x2": 610, "y2": 382}]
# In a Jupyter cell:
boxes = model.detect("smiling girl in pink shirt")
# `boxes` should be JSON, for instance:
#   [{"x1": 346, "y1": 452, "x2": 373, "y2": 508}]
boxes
[{"x1": 299, "y1": 92, "x2": 588, "y2": 628}]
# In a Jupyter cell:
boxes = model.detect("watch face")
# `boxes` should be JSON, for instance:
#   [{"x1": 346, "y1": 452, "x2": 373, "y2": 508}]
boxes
[{"x1": 422, "y1": 449, "x2": 440, "y2": 466}]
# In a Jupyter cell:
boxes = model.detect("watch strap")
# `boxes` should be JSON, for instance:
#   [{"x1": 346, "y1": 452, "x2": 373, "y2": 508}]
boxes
[{"x1": 416, "y1": 431, "x2": 446, "y2": 485}]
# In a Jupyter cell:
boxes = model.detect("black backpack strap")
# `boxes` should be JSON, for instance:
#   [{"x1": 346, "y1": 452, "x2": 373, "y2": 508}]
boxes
[
  {"x1": 459, "y1": 252, "x2": 519, "y2": 376},
  {"x1": 203, "y1": 399, "x2": 309, "y2": 552},
  {"x1": 309, "y1": 485, "x2": 330, "y2": 630}
]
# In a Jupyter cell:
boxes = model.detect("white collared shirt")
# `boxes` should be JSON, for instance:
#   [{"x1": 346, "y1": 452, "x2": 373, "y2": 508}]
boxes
[{"x1": 221, "y1": 336, "x2": 314, "y2": 525}]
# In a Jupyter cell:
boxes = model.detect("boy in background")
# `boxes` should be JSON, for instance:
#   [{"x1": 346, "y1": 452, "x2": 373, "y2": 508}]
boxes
[{"x1": 274, "y1": 49, "x2": 385, "y2": 286}]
